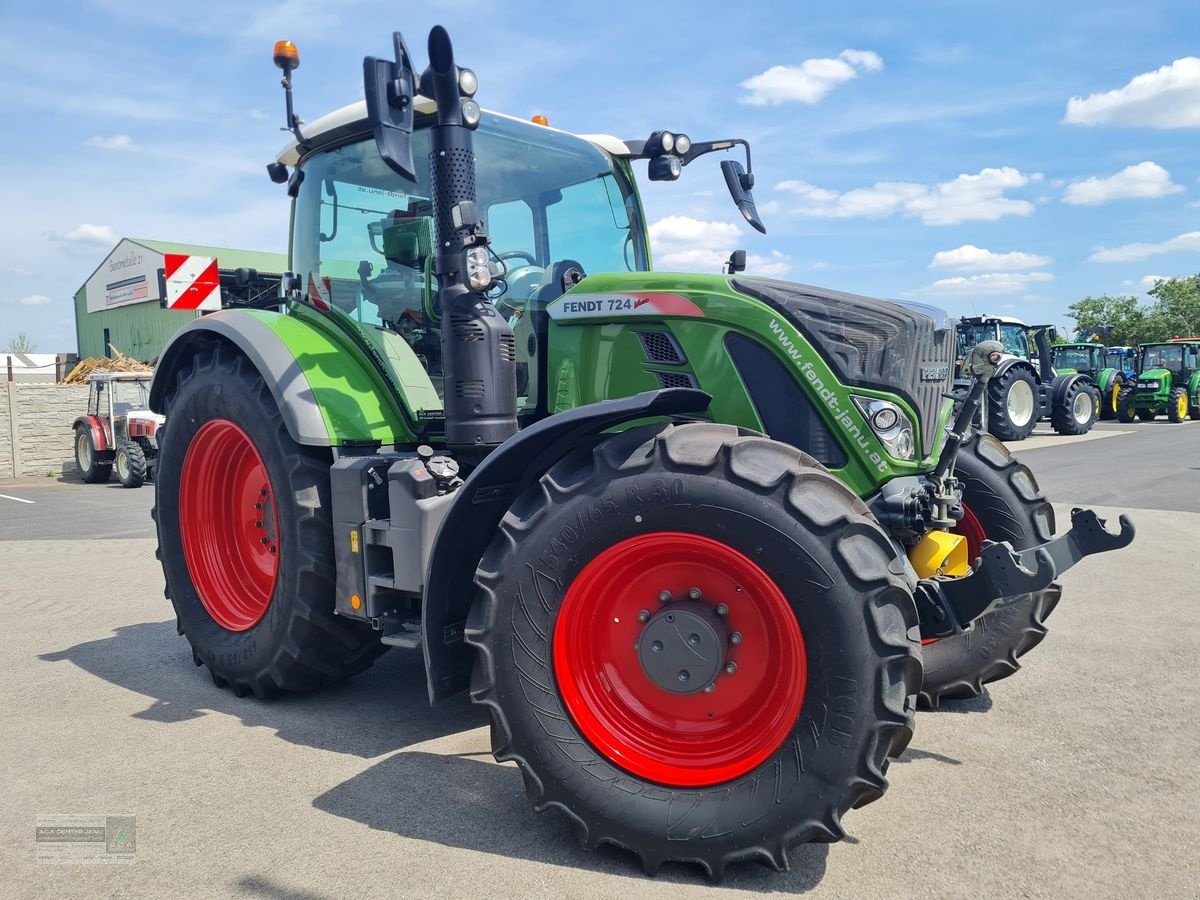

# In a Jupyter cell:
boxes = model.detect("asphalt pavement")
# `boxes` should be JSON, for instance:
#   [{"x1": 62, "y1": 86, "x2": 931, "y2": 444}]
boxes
[{"x1": 1, "y1": 421, "x2": 1197, "y2": 899}]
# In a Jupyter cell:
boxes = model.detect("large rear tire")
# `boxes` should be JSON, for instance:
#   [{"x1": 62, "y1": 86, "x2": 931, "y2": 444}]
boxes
[
  {"x1": 467, "y1": 424, "x2": 921, "y2": 878},
  {"x1": 986, "y1": 367, "x2": 1039, "y2": 441},
  {"x1": 918, "y1": 434, "x2": 1061, "y2": 708},
  {"x1": 153, "y1": 348, "x2": 386, "y2": 698},
  {"x1": 1050, "y1": 379, "x2": 1097, "y2": 435},
  {"x1": 74, "y1": 424, "x2": 112, "y2": 483}
]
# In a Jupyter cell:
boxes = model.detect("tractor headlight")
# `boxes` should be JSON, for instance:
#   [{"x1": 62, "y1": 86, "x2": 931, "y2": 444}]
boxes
[
  {"x1": 852, "y1": 396, "x2": 916, "y2": 461},
  {"x1": 466, "y1": 246, "x2": 493, "y2": 292},
  {"x1": 674, "y1": 133, "x2": 692, "y2": 155}
]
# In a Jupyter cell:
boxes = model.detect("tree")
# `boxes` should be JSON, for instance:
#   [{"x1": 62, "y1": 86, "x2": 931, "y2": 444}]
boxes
[
  {"x1": 1065, "y1": 294, "x2": 1147, "y2": 345},
  {"x1": 4, "y1": 332, "x2": 38, "y2": 353},
  {"x1": 1147, "y1": 274, "x2": 1200, "y2": 339}
]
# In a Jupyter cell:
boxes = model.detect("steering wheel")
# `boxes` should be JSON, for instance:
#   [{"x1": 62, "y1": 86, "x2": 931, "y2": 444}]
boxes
[{"x1": 498, "y1": 250, "x2": 537, "y2": 266}]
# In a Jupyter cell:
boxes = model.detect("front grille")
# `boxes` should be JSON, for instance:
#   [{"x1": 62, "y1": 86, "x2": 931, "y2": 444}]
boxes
[{"x1": 731, "y1": 278, "x2": 956, "y2": 456}]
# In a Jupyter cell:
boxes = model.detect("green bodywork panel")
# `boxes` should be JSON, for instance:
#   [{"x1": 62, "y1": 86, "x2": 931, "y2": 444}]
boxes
[
  {"x1": 1129, "y1": 368, "x2": 1174, "y2": 408},
  {"x1": 250, "y1": 307, "x2": 423, "y2": 445},
  {"x1": 541, "y1": 272, "x2": 949, "y2": 497}
]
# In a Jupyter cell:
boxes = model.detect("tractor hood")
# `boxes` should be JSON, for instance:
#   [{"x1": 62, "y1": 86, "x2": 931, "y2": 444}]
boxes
[{"x1": 1136, "y1": 368, "x2": 1171, "y2": 385}]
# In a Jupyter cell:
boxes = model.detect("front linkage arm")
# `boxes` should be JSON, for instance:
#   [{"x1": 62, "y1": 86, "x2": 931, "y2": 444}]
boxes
[{"x1": 916, "y1": 501, "x2": 1135, "y2": 640}]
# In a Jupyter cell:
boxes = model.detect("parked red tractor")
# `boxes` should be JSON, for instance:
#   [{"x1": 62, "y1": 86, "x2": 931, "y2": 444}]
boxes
[{"x1": 72, "y1": 372, "x2": 163, "y2": 488}]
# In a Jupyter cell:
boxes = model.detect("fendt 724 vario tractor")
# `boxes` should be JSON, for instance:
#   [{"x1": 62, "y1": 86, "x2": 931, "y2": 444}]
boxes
[
  {"x1": 1117, "y1": 340, "x2": 1200, "y2": 423},
  {"x1": 955, "y1": 316, "x2": 1098, "y2": 440},
  {"x1": 149, "y1": 29, "x2": 1133, "y2": 877},
  {"x1": 1052, "y1": 341, "x2": 1127, "y2": 420}
]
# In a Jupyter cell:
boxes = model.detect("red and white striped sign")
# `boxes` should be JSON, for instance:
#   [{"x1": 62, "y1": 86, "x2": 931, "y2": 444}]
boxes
[{"x1": 163, "y1": 254, "x2": 221, "y2": 311}]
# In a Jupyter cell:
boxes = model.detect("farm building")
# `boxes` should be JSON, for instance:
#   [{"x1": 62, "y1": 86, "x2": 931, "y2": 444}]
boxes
[{"x1": 74, "y1": 238, "x2": 288, "y2": 362}]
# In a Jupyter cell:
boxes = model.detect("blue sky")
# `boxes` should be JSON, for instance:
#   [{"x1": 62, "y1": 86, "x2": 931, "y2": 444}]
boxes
[{"x1": 1, "y1": 0, "x2": 1198, "y2": 351}]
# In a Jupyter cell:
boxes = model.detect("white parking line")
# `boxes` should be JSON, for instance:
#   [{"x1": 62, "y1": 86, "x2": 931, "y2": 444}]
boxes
[{"x1": 0, "y1": 493, "x2": 34, "y2": 504}]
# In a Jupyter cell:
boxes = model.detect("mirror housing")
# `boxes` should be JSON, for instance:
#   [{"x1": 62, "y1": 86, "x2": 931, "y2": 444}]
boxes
[
  {"x1": 724, "y1": 250, "x2": 747, "y2": 274},
  {"x1": 721, "y1": 160, "x2": 765, "y2": 234},
  {"x1": 364, "y1": 32, "x2": 418, "y2": 182}
]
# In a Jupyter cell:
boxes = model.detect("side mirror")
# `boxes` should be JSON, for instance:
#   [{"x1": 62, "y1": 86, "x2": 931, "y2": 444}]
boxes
[
  {"x1": 234, "y1": 268, "x2": 259, "y2": 290},
  {"x1": 724, "y1": 250, "x2": 747, "y2": 274},
  {"x1": 364, "y1": 32, "x2": 418, "y2": 182},
  {"x1": 721, "y1": 160, "x2": 766, "y2": 234}
]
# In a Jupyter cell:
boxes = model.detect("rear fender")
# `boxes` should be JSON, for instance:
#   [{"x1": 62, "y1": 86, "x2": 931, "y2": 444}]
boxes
[
  {"x1": 149, "y1": 309, "x2": 411, "y2": 447},
  {"x1": 420, "y1": 388, "x2": 712, "y2": 704},
  {"x1": 72, "y1": 415, "x2": 111, "y2": 452}
]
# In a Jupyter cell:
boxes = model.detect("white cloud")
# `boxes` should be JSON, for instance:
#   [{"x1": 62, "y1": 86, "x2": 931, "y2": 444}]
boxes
[
  {"x1": 907, "y1": 272, "x2": 1054, "y2": 298},
  {"x1": 59, "y1": 224, "x2": 119, "y2": 245},
  {"x1": 1089, "y1": 231, "x2": 1200, "y2": 263},
  {"x1": 740, "y1": 49, "x2": 883, "y2": 106},
  {"x1": 84, "y1": 134, "x2": 138, "y2": 152},
  {"x1": 775, "y1": 167, "x2": 1038, "y2": 225},
  {"x1": 19, "y1": 294, "x2": 51, "y2": 306},
  {"x1": 648, "y1": 216, "x2": 791, "y2": 276},
  {"x1": 1063, "y1": 162, "x2": 1185, "y2": 205},
  {"x1": 930, "y1": 244, "x2": 1052, "y2": 271},
  {"x1": 1140, "y1": 275, "x2": 1170, "y2": 290},
  {"x1": 1064, "y1": 57, "x2": 1200, "y2": 128}
]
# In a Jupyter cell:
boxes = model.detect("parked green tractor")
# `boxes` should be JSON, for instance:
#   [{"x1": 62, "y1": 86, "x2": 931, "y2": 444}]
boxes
[
  {"x1": 955, "y1": 316, "x2": 1098, "y2": 440},
  {"x1": 1117, "y1": 340, "x2": 1200, "y2": 423},
  {"x1": 148, "y1": 27, "x2": 1133, "y2": 877},
  {"x1": 1052, "y1": 342, "x2": 1125, "y2": 420}
]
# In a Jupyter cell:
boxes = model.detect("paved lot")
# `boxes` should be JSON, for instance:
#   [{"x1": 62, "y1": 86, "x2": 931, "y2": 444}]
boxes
[{"x1": 1, "y1": 423, "x2": 1197, "y2": 898}]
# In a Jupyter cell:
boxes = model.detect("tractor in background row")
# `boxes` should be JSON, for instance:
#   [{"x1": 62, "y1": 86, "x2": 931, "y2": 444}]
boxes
[
  {"x1": 956, "y1": 315, "x2": 1098, "y2": 440},
  {"x1": 1051, "y1": 341, "x2": 1127, "y2": 420},
  {"x1": 72, "y1": 372, "x2": 163, "y2": 488},
  {"x1": 1117, "y1": 340, "x2": 1200, "y2": 423},
  {"x1": 146, "y1": 27, "x2": 1133, "y2": 878}
]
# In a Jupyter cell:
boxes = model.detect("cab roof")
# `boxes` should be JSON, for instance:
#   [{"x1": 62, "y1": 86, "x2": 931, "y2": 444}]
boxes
[{"x1": 275, "y1": 99, "x2": 629, "y2": 166}]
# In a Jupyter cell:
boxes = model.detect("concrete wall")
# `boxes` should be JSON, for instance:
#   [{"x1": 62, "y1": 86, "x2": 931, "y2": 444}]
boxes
[{"x1": 1, "y1": 383, "x2": 91, "y2": 478}]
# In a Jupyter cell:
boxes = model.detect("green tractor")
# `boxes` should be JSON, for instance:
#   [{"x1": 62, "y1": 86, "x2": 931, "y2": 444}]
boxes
[
  {"x1": 148, "y1": 28, "x2": 1133, "y2": 877},
  {"x1": 955, "y1": 316, "x2": 1098, "y2": 440},
  {"x1": 1117, "y1": 340, "x2": 1200, "y2": 423},
  {"x1": 1051, "y1": 341, "x2": 1126, "y2": 420}
]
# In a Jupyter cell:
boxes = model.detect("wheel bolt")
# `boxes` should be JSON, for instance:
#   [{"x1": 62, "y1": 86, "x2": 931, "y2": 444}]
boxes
[
  {"x1": 677, "y1": 670, "x2": 690, "y2": 684},
  {"x1": 260, "y1": 489, "x2": 268, "y2": 497},
  {"x1": 724, "y1": 661, "x2": 737, "y2": 675},
  {"x1": 638, "y1": 609, "x2": 650, "y2": 623},
  {"x1": 688, "y1": 633, "x2": 700, "y2": 646},
  {"x1": 731, "y1": 632, "x2": 743, "y2": 645},
  {"x1": 269, "y1": 545, "x2": 277, "y2": 554},
  {"x1": 255, "y1": 503, "x2": 262, "y2": 510},
  {"x1": 261, "y1": 537, "x2": 270, "y2": 545},
  {"x1": 255, "y1": 520, "x2": 263, "y2": 528},
  {"x1": 651, "y1": 640, "x2": 663, "y2": 653},
  {"x1": 658, "y1": 590, "x2": 671, "y2": 604},
  {"x1": 665, "y1": 613, "x2": 675, "y2": 623},
  {"x1": 715, "y1": 603, "x2": 729, "y2": 616},
  {"x1": 687, "y1": 587, "x2": 701, "y2": 601},
  {"x1": 703, "y1": 684, "x2": 715, "y2": 693}
]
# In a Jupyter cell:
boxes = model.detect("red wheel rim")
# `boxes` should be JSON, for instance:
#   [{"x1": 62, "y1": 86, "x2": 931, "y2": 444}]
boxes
[
  {"x1": 179, "y1": 420, "x2": 279, "y2": 632},
  {"x1": 552, "y1": 532, "x2": 806, "y2": 787},
  {"x1": 922, "y1": 503, "x2": 987, "y2": 645}
]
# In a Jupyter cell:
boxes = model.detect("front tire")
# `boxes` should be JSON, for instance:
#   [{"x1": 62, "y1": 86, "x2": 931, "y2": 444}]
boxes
[
  {"x1": 153, "y1": 348, "x2": 386, "y2": 698},
  {"x1": 1167, "y1": 386, "x2": 1187, "y2": 423},
  {"x1": 986, "y1": 367, "x2": 1039, "y2": 441},
  {"x1": 1116, "y1": 385, "x2": 1136, "y2": 423},
  {"x1": 1051, "y1": 380, "x2": 1097, "y2": 435},
  {"x1": 1099, "y1": 376, "x2": 1122, "y2": 420},
  {"x1": 115, "y1": 440, "x2": 147, "y2": 488},
  {"x1": 919, "y1": 434, "x2": 1061, "y2": 708},
  {"x1": 467, "y1": 424, "x2": 921, "y2": 878}
]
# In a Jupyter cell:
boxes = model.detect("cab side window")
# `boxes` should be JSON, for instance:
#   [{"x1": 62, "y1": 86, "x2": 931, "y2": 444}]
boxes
[{"x1": 999, "y1": 325, "x2": 1029, "y2": 359}]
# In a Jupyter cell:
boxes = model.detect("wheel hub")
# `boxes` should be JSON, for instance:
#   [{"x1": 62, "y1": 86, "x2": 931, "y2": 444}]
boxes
[{"x1": 637, "y1": 600, "x2": 727, "y2": 694}]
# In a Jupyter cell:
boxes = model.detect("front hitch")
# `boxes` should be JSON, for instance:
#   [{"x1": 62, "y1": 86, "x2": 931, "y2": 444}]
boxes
[{"x1": 915, "y1": 507, "x2": 1136, "y2": 639}]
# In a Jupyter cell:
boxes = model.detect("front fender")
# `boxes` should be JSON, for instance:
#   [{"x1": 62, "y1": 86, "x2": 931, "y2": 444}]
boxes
[
  {"x1": 149, "y1": 309, "x2": 412, "y2": 447},
  {"x1": 421, "y1": 387, "x2": 712, "y2": 703},
  {"x1": 1051, "y1": 372, "x2": 1090, "y2": 408}
]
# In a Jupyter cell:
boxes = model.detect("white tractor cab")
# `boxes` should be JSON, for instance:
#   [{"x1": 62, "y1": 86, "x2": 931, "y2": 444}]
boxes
[
  {"x1": 72, "y1": 372, "x2": 165, "y2": 488},
  {"x1": 955, "y1": 315, "x2": 1098, "y2": 441}
]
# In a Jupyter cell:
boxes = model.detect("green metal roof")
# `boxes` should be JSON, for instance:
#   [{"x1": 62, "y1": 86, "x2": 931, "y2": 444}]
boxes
[{"x1": 129, "y1": 239, "x2": 289, "y2": 275}]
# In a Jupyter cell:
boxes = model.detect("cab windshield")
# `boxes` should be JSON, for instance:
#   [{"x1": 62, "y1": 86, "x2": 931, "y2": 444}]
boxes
[
  {"x1": 1052, "y1": 347, "x2": 1098, "y2": 371},
  {"x1": 1141, "y1": 345, "x2": 1186, "y2": 372},
  {"x1": 291, "y1": 112, "x2": 648, "y2": 414},
  {"x1": 1104, "y1": 350, "x2": 1130, "y2": 369},
  {"x1": 956, "y1": 323, "x2": 997, "y2": 358}
]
